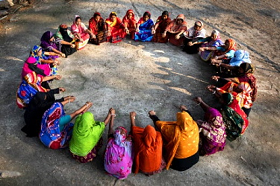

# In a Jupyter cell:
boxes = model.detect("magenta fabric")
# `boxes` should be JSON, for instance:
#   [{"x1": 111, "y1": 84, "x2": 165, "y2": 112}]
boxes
[
  {"x1": 104, "y1": 127, "x2": 133, "y2": 179},
  {"x1": 197, "y1": 108, "x2": 226, "y2": 156},
  {"x1": 21, "y1": 57, "x2": 51, "y2": 79}
]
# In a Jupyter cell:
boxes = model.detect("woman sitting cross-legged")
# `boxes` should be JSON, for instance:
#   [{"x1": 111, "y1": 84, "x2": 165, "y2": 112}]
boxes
[
  {"x1": 152, "y1": 11, "x2": 171, "y2": 43},
  {"x1": 69, "y1": 107, "x2": 112, "y2": 163},
  {"x1": 148, "y1": 106, "x2": 199, "y2": 171},
  {"x1": 131, "y1": 111, "x2": 165, "y2": 176},
  {"x1": 39, "y1": 98, "x2": 90, "y2": 149},
  {"x1": 135, "y1": 11, "x2": 154, "y2": 42},
  {"x1": 104, "y1": 109, "x2": 133, "y2": 179},
  {"x1": 193, "y1": 97, "x2": 227, "y2": 156}
]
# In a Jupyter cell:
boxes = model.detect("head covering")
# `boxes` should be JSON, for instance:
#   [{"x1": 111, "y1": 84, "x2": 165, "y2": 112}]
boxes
[
  {"x1": 195, "y1": 21, "x2": 203, "y2": 27},
  {"x1": 40, "y1": 31, "x2": 57, "y2": 50},
  {"x1": 110, "y1": 12, "x2": 117, "y2": 17},
  {"x1": 70, "y1": 112, "x2": 105, "y2": 156},
  {"x1": 75, "y1": 15, "x2": 81, "y2": 22},
  {"x1": 229, "y1": 50, "x2": 251, "y2": 66},
  {"x1": 40, "y1": 102, "x2": 74, "y2": 149},
  {"x1": 133, "y1": 125, "x2": 163, "y2": 174},
  {"x1": 104, "y1": 126, "x2": 133, "y2": 179},
  {"x1": 93, "y1": 12, "x2": 101, "y2": 17},
  {"x1": 122, "y1": 9, "x2": 137, "y2": 25},
  {"x1": 155, "y1": 111, "x2": 199, "y2": 170},
  {"x1": 21, "y1": 57, "x2": 46, "y2": 79},
  {"x1": 176, "y1": 14, "x2": 185, "y2": 21},
  {"x1": 222, "y1": 93, "x2": 234, "y2": 105},
  {"x1": 211, "y1": 29, "x2": 221, "y2": 40},
  {"x1": 225, "y1": 39, "x2": 237, "y2": 52}
]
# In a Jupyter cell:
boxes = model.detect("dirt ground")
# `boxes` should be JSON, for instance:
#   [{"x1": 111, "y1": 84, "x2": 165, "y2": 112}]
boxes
[{"x1": 0, "y1": 0, "x2": 279, "y2": 185}]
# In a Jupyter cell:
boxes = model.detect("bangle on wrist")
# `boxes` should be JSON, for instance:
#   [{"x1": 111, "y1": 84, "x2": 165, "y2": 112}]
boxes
[
  {"x1": 212, "y1": 90, "x2": 216, "y2": 94},
  {"x1": 111, "y1": 114, "x2": 116, "y2": 117},
  {"x1": 196, "y1": 102, "x2": 201, "y2": 106}
]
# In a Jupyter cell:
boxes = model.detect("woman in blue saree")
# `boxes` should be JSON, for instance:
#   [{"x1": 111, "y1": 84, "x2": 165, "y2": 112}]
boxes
[{"x1": 135, "y1": 11, "x2": 154, "y2": 42}]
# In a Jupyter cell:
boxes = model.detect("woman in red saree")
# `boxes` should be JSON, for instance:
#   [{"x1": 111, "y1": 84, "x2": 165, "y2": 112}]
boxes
[
  {"x1": 122, "y1": 9, "x2": 137, "y2": 40},
  {"x1": 163, "y1": 14, "x2": 187, "y2": 46},
  {"x1": 89, "y1": 12, "x2": 107, "y2": 45},
  {"x1": 152, "y1": 11, "x2": 171, "y2": 43},
  {"x1": 106, "y1": 12, "x2": 126, "y2": 43}
]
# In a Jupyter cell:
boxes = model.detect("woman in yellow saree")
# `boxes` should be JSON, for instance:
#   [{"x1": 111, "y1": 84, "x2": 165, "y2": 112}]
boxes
[{"x1": 148, "y1": 106, "x2": 199, "y2": 171}]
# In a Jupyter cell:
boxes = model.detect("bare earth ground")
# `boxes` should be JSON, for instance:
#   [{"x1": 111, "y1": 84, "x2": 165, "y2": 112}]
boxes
[{"x1": 0, "y1": 0, "x2": 279, "y2": 185}]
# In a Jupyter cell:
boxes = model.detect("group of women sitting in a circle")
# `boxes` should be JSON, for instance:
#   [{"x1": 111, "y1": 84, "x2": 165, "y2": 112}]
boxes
[{"x1": 16, "y1": 9, "x2": 257, "y2": 179}]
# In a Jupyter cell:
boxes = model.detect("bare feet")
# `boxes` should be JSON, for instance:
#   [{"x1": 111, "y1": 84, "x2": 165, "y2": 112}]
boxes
[{"x1": 130, "y1": 111, "x2": 136, "y2": 119}]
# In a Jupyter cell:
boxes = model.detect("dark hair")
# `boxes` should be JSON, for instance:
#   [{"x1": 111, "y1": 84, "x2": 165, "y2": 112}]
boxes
[
  {"x1": 143, "y1": 11, "x2": 151, "y2": 18},
  {"x1": 162, "y1": 11, "x2": 169, "y2": 17},
  {"x1": 75, "y1": 16, "x2": 81, "y2": 22}
]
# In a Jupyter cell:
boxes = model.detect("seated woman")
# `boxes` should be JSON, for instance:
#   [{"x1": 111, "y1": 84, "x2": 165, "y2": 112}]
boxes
[
  {"x1": 135, "y1": 11, "x2": 154, "y2": 42},
  {"x1": 89, "y1": 12, "x2": 107, "y2": 45},
  {"x1": 131, "y1": 111, "x2": 165, "y2": 175},
  {"x1": 208, "y1": 81, "x2": 253, "y2": 120},
  {"x1": 193, "y1": 97, "x2": 226, "y2": 156},
  {"x1": 148, "y1": 107, "x2": 199, "y2": 171},
  {"x1": 211, "y1": 50, "x2": 251, "y2": 76},
  {"x1": 198, "y1": 30, "x2": 223, "y2": 62},
  {"x1": 152, "y1": 11, "x2": 171, "y2": 43},
  {"x1": 40, "y1": 31, "x2": 68, "y2": 58},
  {"x1": 55, "y1": 24, "x2": 77, "y2": 57},
  {"x1": 30, "y1": 45, "x2": 59, "y2": 76},
  {"x1": 21, "y1": 56, "x2": 49, "y2": 80},
  {"x1": 40, "y1": 100, "x2": 91, "y2": 149},
  {"x1": 163, "y1": 14, "x2": 187, "y2": 46},
  {"x1": 22, "y1": 93, "x2": 74, "y2": 137},
  {"x1": 212, "y1": 62, "x2": 257, "y2": 110},
  {"x1": 207, "y1": 39, "x2": 237, "y2": 61},
  {"x1": 71, "y1": 15, "x2": 93, "y2": 50},
  {"x1": 106, "y1": 12, "x2": 126, "y2": 43},
  {"x1": 183, "y1": 21, "x2": 206, "y2": 54},
  {"x1": 104, "y1": 109, "x2": 133, "y2": 179},
  {"x1": 16, "y1": 72, "x2": 63, "y2": 109},
  {"x1": 122, "y1": 9, "x2": 137, "y2": 40},
  {"x1": 69, "y1": 106, "x2": 112, "y2": 163},
  {"x1": 218, "y1": 93, "x2": 249, "y2": 141}
]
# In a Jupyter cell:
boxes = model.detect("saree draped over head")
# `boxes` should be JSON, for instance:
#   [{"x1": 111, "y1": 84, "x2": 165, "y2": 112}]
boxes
[
  {"x1": 220, "y1": 93, "x2": 249, "y2": 141},
  {"x1": 71, "y1": 15, "x2": 90, "y2": 49},
  {"x1": 30, "y1": 45, "x2": 57, "y2": 75},
  {"x1": 22, "y1": 91, "x2": 61, "y2": 137},
  {"x1": 55, "y1": 24, "x2": 77, "y2": 57},
  {"x1": 199, "y1": 30, "x2": 223, "y2": 61},
  {"x1": 106, "y1": 12, "x2": 126, "y2": 43},
  {"x1": 40, "y1": 102, "x2": 74, "y2": 149},
  {"x1": 155, "y1": 111, "x2": 199, "y2": 170},
  {"x1": 215, "y1": 38, "x2": 237, "y2": 59},
  {"x1": 70, "y1": 112, "x2": 105, "y2": 157},
  {"x1": 229, "y1": 50, "x2": 251, "y2": 66},
  {"x1": 21, "y1": 57, "x2": 48, "y2": 79},
  {"x1": 197, "y1": 108, "x2": 226, "y2": 156},
  {"x1": 104, "y1": 126, "x2": 133, "y2": 179},
  {"x1": 89, "y1": 12, "x2": 107, "y2": 44},
  {"x1": 133, "y1": 125, "x2": 164, "y2": 174},
  {"x1": 16, "y1": 72, "x2": 47, "y2": 109},
  {"x1": 40, "y1": 31, "x2": 61, "y2": 52},
  {"x1": 238, "y1": 63, "x2": 257, "y2": 102},
  {"x1": 135, "y1": 11, "x2": 154, "y2": 42},
  {"x1": 122, "y1": 9, "x2": 137, "y2": 39},
  {"x1": 165, "y1": 14, "x2": 187, "y2": 46}
]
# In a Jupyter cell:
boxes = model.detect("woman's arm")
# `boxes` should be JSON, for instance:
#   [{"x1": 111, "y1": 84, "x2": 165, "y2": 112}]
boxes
[
  {"x1": 104, "y1": 108, "x2": 112, "y2": 126},
  {"x1": 108, "y1": 108, "x2": 115, "y2": 135},
  {"x1": 42, "y1": 74, "x2": 62, "y2": 82},
  {"x1": 194, "y1": 97, "x2": 211, "y2": 113}
]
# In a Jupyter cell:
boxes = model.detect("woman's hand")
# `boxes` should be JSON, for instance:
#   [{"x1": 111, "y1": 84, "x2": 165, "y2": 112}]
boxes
[
  {"x1": 199, "y1": 47, "x2": 205, "y2": 52},
  {"x1": 71, "y1": 44, "x2": 76, "y2": 48},
  {"x1": 59, "y1": 87, "x2": 66, "y2": 92},
  {"x1": 109, "y1": 108, "x2": 116, "y2": 116},
  {"x1": 188, "y1": 41, "x2": 194, "y2": 46},
  {"x1": 175, "y1": 34, "x2": 180, "y2": 40},
  {"x1": 193, "y1": 97, "x2": 202, "y2": 104},
  {"x1": 151, "y1": 28, "x2": 155, "y2": 34},
  {"x1": 162, "y1": 32, "x2": 166, "y2": 38},
  {"x1": 130, "y1": 111, "x2": 136, "y2": 119},
  {"x1": 60, "y1": 53, "x2": 66, "y2": 58},
  {"x1": 212, "y1": 76, "x2": 220, "y2": 81},
  {"x1": 148, "y1": 110, "x2": 156, "y2": 116},
  {"x1": 55, "y1": 75, "x2": 62, "y2": 80}
]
